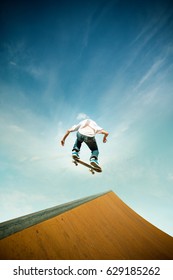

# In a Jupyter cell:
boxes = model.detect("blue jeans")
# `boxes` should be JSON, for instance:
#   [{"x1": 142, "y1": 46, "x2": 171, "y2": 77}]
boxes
[{"x1": 72, "y1": 132, "x2": 99, "y2": 159}]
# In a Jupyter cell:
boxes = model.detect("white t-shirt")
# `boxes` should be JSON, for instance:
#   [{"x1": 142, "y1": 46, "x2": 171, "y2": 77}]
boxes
[{"x1": 69, "y1": 119, "x2": 103, "y2": 137}]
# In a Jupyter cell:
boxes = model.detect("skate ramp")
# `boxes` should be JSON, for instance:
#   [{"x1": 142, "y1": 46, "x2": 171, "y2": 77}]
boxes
[{"x1": 0, "y1": 191, "x2": 173, "y2": 260}]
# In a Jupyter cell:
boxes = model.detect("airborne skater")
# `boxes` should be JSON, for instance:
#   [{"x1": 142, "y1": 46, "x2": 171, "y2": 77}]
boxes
[{"x1": 61, "y1": 118, "x2": 109, "y2": 169}]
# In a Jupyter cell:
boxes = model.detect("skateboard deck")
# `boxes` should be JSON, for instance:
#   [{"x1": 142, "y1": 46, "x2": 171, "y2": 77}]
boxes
[{"x1": 72, "y1": 157, "x2": 102, "y2": 174}]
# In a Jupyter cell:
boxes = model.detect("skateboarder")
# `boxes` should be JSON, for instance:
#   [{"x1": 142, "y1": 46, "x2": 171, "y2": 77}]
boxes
[{"x1": 60, "y1": 119, "x2": 109, "y2": 168}]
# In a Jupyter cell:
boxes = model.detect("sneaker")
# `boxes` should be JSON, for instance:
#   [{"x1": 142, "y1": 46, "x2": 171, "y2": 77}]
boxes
[
  {"x1": 90, "y1": 158, "x2": 100, "y2": 168},
  {"x1": 72, "y1": 151, "x2": 80, "y2": 159}
]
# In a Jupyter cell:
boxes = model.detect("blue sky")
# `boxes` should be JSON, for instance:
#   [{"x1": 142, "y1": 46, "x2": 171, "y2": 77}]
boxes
[{"x1": 0, "y1": 0, "x2": 173, "y2": 235}]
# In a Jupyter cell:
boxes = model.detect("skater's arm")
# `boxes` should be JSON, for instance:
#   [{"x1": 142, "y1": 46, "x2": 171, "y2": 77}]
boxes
[
  {"x1": 61, "y1": 129, "x2": 71, "y2": 146},
  {"x1": 100, "y1": 130, "x2": 109, "y2": 143}
]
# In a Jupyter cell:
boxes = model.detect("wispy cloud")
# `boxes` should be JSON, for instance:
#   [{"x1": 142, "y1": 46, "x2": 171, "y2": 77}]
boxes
[
  {"x1": 112, "y1": 121, "x2": 130, "y2": 139},
  {"x1": 0, "y1": 106, "x2": 57, "y2": 166},
  {"x1": 76, "y1": 112, "x2": 90, "y2": 120},
  {"x1": 135, "y1": 59, "x2": 165, "y2": 90},
  {"x1": 4, "y1": 40, "x2": 46, "y2": 81},
  {"x1": 123, "y1": 8, "x2": 173, "y2": 77},
  {"x1": 0, "y1": 190, "x2": 49, "y2": 222},
  {"x1": 167, "y1": 173, "x2": 173, "y2": 182},
  {"x1": 132, "y1": 7, "x2": 172, "y2": 46}
]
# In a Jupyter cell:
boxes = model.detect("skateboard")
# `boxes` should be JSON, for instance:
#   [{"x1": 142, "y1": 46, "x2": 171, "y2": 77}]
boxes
[{"x1": 72, "y1": 157, "x2": 102, "y2": 174}]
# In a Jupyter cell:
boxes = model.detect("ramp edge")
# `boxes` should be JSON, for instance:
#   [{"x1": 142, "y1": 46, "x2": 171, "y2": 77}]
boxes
[{"x1": 0, "y1": 190, "x2": 112, "y2": 240}]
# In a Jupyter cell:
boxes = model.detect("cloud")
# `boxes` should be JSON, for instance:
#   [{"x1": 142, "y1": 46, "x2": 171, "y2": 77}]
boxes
[
  {"x1": 9, "y1": 124, "x2": 24, "y2": 133},
  {"x1": 4, "y1": 40, "x2": 46, "y2": 81},
  {"x1": 124, "y1": 9, "x2": 172, "y2": 78},
  {"x1": 10, "y1": 61, "x2": 17, "y2": 66},
  {"x1": 135, "y1": 59, "x2": 165, "y2": 90},
  {"x1": 0, "y1": 105, "x2": 57, "y2": 168},
  {"x1": 76, "y1": 113, "x2": 90, "y2": 120},
  {"x1": 112, "y1": 121, "x2": 130, "y2": 139},
  {"x1": 0, "y1": 189, "x2": 49, "y2": 222},
  {"x1": 132, "y1": 7, "x2": 172, "y2": 46},
  {"x1": 167, "y1": 173, "x2": 173, "y2": 182}
]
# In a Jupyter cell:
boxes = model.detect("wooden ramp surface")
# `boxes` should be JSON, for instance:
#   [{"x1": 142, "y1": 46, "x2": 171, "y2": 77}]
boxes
[{"x1": 0, "y1": 191, "x2": 173, "y2": 260}]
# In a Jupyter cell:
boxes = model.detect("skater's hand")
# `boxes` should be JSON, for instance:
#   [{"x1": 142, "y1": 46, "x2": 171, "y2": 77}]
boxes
[
  {"x1": 61, "y1": 139, "x2": 65, "y2": 146},
  {"x1": 60, "y1": 130, "x2": 71, "y2": 146},
  {"x1": 103, "y1": 136, "x2": 107, "y2": 143},
  {"x1": 101, "y1": 130, "x2": 109, "y2": 143}
]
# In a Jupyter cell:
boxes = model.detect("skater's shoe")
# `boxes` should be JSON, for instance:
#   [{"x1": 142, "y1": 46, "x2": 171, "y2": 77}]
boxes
[
  {"x1": 90, "y1": 158, "x2": 100, "y2": 169},
  {"x1": 72, "y1": 151, "x2": 80, "y2": 159}
]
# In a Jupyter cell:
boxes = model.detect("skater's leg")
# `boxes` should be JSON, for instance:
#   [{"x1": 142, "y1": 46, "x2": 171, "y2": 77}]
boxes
[
  {"x1": 84, "y1": 136, "x2": 99, "y2": 160},
  {"x1": 72, "y1": 132, "x2": 84, "y2": 158},
  {"x1": 84, "y1": 137, "x2": 100, "y2": 168}
]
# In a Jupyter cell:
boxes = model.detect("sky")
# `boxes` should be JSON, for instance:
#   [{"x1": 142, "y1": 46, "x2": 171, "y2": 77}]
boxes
[{"x1": 0, "y1": 0, "x2": 173, "y2": 236}]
